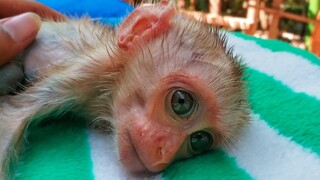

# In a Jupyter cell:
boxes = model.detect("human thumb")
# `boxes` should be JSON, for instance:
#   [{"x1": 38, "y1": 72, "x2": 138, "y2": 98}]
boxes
[{"x1": 0, "y1": 13, "x2": 41, "y2": 66}]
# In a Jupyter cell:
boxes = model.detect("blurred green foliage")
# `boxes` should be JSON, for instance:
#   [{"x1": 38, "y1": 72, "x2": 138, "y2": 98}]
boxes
[
  {"x1": 279, "y1": 0, "x2": 308, "y2": 36},
  {"x1": 221, "y1": 0, "x2": 247, "y2": 17}
]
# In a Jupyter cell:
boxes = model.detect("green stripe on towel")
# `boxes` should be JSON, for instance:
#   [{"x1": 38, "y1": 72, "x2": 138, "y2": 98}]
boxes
[
  {"x1": 246, "y1": 68, "x2": 320, "y2": 156},
  {"x1": 163, "y1": 150, "x2": 252, "y2": 180},
  {"x1": 14, "y1": 114, "x2": 94, "y2": 180},
  {"x1": 11, "y1": 31, "x2": 320, "y2": 179}
]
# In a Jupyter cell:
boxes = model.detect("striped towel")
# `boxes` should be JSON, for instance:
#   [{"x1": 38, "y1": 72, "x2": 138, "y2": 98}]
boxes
[{"x1": 13, "y1": 32, "x2": 320, "y2": 180}]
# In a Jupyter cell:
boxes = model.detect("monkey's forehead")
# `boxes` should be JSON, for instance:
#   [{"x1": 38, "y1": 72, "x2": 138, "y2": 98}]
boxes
[
  {"x1": 129, "y1": 17, "x2": 232, "y2": 67},
  {"x1": 171, "y1": 16, "x2": 226, "y2": 46},
  {"x1": 129, "y1": 20, "x2": 234, "y2": 71},
  {"x1": 121, "y1": 16, "x2": 240, "y2": 88}
]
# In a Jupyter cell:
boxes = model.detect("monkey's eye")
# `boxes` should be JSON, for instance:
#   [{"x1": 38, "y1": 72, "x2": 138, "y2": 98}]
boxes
[
  {"x1": 189, "y1": 131, "x2": 213, "y2": 154},
  {"x1": 171, "y1": 90, "x2": 196, "y2": 118}
]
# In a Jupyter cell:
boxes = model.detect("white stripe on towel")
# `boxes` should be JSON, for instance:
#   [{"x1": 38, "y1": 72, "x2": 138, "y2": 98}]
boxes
[
  {"x1": 228, "y1": 34, "x2": 320, "y2": 100},
  {"x1": 227, "y1": 113, "x2": 320, "y2": 180},
  {"x1": 88, "y1": 130, "x2": 163, "y2": 180}
]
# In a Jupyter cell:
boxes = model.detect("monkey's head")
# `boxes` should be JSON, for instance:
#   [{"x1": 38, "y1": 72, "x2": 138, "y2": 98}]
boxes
[{"x1": 112, "y1": 2, "x2": 249, "y2": 173}]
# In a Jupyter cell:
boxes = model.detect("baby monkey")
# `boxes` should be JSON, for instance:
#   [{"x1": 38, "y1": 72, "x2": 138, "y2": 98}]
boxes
[{"x1": 0, "y1": 1, "x2": 249, "y2": 178}]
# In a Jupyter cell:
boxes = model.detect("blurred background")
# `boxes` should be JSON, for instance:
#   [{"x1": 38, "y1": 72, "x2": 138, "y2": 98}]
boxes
[{"x1": 129, "y1": 0, "x2": 320, "y2": 57}]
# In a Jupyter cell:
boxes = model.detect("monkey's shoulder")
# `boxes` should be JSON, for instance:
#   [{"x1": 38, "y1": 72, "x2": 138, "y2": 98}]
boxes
[{"x1": 22, "y1": 18, "x2": 118, "y2": 80}]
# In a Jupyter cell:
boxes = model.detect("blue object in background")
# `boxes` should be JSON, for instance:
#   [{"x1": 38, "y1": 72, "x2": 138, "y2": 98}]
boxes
[{"x1": 36, "y1": 0, "x2": 134, "y2": 26}]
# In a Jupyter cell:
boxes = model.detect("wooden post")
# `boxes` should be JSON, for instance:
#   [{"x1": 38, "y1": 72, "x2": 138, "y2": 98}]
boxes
[
  {"x1": 177, "y1": 0, "x2": 185, "y2": 9},
  {"x1": 259, "y1": 1, "x2": 268, "y2": 30},
  {"x1": 209, "y1": 0, "x2": 221, "y2": 16},
  {"x1": 190, "y1": 0, "x2": 196, "y2": 10},
  {"x1": 268, "y1": 0, "x2": 282, "y2": 39},
  {"x1": 246, "y1": 0, "x2": 260, "y2": 35},
  {"x1": 306, "y1": 0, "x2": 320, "y2": 49},
  {"x1": 311, "y1": 12, "x2": 320, "y2": 56}
]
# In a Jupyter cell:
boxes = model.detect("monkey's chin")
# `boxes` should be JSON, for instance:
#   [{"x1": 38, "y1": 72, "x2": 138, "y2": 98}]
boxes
[
  {"x1": 119, "y1": 131, "x2": 170, "y2": 173},
  {"x1": 118, "y1": 131, "x2": 149, "y2": 173}
]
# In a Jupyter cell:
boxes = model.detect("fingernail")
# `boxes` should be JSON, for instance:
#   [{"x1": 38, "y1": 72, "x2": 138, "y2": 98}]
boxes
[{"x1": 2, "y1": 13, "x2": 41, "y2": 43}]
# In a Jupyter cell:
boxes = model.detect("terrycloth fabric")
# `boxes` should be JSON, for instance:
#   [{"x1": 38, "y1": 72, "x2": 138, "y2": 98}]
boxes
[
  {"x1": 13, "y1": 1, "x2": 320, "y2": 179},
  {"x1": 13, "y1": 31, "x2": 320, "y2": 180}
]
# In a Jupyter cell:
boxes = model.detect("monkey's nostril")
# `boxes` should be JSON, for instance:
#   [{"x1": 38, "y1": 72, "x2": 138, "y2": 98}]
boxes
[
  {"x1": 158, "y1": 147, "x2": 163, "y2": 158},
  {"x1": 157, "y1": 147, "x2": 171, "y2": 164},
  {"x1": 159, "y1": 146, "x2": 168, "y2": 158}
]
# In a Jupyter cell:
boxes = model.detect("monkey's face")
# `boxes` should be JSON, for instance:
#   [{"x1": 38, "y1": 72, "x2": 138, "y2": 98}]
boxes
[
  {"x1": 113, "y1": 72, "x2": 219, "y2": 172},
  {"x1": 112, "y1": 19, "x2": 248, "y2": 173}
]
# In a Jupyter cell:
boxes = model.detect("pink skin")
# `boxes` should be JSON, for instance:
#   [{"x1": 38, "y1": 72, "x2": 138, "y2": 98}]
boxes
[
  {"x1": 115, "y1": 1, "x2": 223, "y2": 172},
  {"x1": 118, "y1": 3, "x2": 175, "y2": 51},
  {"x1": 113, "y1": 73, "x2": 220, "y2": 172},
  {"x1": 117, "y1": 111, "x2": 187, "y2": 172},
  {"x1": 115, "y1": 3, "x2": 180, "y2": 172}
]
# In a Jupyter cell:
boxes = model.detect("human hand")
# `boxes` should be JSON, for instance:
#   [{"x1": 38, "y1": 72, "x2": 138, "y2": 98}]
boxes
[
  {"x1": 0, "y1": 0, "x2": 64, "y2": 66},
  {"x1": 0, "y1": 0, "x2": 64, "y2": 95}
]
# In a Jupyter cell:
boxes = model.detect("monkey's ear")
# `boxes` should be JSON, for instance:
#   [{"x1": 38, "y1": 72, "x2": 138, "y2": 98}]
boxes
[{"x1": 118, "y1": 3, "x2": 175, "y2": 51}]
